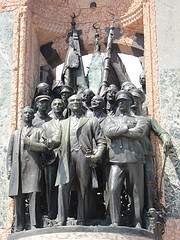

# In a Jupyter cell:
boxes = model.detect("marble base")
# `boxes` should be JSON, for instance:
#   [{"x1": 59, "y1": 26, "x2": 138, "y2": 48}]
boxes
[{"x1": 8, "y1": 226, "x2": 154, "y2": 240}]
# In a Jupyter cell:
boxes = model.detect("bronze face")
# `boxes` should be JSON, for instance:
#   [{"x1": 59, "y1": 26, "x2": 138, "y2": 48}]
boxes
[
  {"x1": 51, "y1": 98, "x2": 64, "y2": 114},
  {"x1": 68, "y1": 95, "x2": 83, "y2": 112},
  {"x1": 22, "y1": 107, "x2": 34, "y2": 124}
]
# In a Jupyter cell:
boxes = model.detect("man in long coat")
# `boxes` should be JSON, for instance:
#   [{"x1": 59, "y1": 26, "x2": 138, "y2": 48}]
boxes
[
  {"x1": 6, "y1": 106, "x2": 46, "y2": 231},
  {"x1": 52, "y1": 94, "x2": 106, "y2": 225}
]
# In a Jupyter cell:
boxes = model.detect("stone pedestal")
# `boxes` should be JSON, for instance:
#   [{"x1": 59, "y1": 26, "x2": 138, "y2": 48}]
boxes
[{"x1": 8, "y1": 226, "x2": 153, "y2": 240}]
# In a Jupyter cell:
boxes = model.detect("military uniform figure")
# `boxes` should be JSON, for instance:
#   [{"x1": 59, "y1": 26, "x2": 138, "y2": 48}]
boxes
[
  {"x1": 104, "y1": 90, "x2": 147, "y2": 227},
  {"x1": 32, "y1": 95, "x2": 51, "y2": 127},
  {"x1": 32, "y1": 95, "x2": 51, "y2": 219},
  {"x1": 130, "y1": 89, "x2": 171, "y2": 212},
  {"x1": 32, "y1": 83, "x2": 52, "y2": 111}
]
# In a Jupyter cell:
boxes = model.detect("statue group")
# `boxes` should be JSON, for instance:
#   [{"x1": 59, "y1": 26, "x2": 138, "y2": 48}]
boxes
[{"x1": 6, "y1": 17, "x2": 171, "y2": 236}]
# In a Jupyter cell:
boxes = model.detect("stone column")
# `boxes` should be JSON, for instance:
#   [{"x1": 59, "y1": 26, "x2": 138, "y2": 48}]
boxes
[
  {"x1": 11, "y1": 3, "x2": 33, "y2": 129},
  {"x1": 0, "y1": 1, "x2": 35, "y2": 238},
  {"x1": 0, "y1": 11, "x2": 14, "y2": 238},
  {"x1": 143, "y1": 1, "x2": 180, "y2": 238},
  {"x1": 154, "y1": 0, "x2": 180, "y2": 239},
  {"x1": 143, "y1": 0, "x2": 163, "y2": 203}
]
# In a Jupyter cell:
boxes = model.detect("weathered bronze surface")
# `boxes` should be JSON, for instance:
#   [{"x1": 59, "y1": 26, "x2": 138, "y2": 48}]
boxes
[
  {"x1": 7, "y1": 106, "x2": 43, "y2": 231},
  {"x1": 6, "y1": 20, "x2": 172, "y2": 240}
]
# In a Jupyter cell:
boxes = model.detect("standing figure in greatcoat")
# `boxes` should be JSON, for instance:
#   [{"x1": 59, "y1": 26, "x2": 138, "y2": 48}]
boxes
[{"x1": 6, "y1": 106, "x2": 46, "y2": 231}]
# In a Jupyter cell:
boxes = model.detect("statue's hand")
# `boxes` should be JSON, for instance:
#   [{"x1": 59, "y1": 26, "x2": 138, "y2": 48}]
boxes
[
  {"x1": 162, "y1": 135, "x2": 172, "y2": 154},
  {"x1": 89, "y1": 154, "x2": 100, "y2": 168},
  {"x1": 46, "y1": 139, "x2": 55, "y2": 150},
  {"x1": 163, "y1": 140, "x2": 172, "y2": 155},
  {"x1": 24, "y1": 137, "x2": 30, "y2": 146},
  {"x1": 42, "y1": 136, "x2": 53, "y2": 149}
]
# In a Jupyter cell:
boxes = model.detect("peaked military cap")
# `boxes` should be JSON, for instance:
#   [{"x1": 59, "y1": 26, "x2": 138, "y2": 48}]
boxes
[
  {"x1": 116, "y1": 90, "x2": 133, "y2": 102},
  {"x1": 35, "y1": 95, "x2": 51, "y2": 103}
]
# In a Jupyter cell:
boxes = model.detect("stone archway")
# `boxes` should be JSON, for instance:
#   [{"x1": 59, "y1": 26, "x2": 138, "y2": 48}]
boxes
[
  {"x1": 8, "y1": 0, "x2": 146, "y2": 128},
  {"x1": 1, "y1": 0, "x2": 170, "y2": 238}
]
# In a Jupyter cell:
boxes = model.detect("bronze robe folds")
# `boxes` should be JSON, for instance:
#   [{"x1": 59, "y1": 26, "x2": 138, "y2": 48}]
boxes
[{"x1": 7, "y1": 128, "x2": 42, "y2": 197}]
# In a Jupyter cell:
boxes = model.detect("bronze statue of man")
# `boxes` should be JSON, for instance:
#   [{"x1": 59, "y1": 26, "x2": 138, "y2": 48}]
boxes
[
  {"x1": 104, "y1": 90, "x2": 147, "y2": 228},
  {"x1": 91, "y1": 95, "x2": 107, "y2": 124},
  {"x1": 82, "y1": 89, "x2": 95, "y2": 109},
  {"x1": 32, "y1": 83, "x2": 51, "y2": 110},
  {"x1": 32, "y1": 95, "x2": 51, "y2": 220},
  {"x1": 130, "y1": 89, "x2": 171, "y2": 214},
  {"x1": 60, "y1": 85, "x2": 73, "y2": 118},
  {"x1": 81, "y1": 89, "x2": 95, "y2": 117},
  {"x1": 32, "y1": 95, "x2": 51, "y2": 127},
  {"x1": 60, "y1": 86, "x2": 73, "y2": 106},
  {"x1": 36, "y1": 82, "x2": 51, "y2": 96},
  {"x1": 105, "y1": 84, "x2": 118, "y2": 116},
  {"x1": 90, "y1": 95, "x2": 108, "y2": 218},
  {"x1": 40, "y1": 98, "x2": 65, "y2": 221},
  {"x1": 121, "y1": 81, "x2": 136, "y2": 92},
  {"x1": 6, "y1": 106, "x2": 46, "y2": 232},
  {"x1": 53, "y1": 94, "x2": 106, "y2": 225},
  {"x1": 139, "y1": 71, "x2": 146, "y2": 94}
]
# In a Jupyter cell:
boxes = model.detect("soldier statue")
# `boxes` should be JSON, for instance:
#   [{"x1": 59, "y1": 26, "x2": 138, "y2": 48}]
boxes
[
  {"x1": 32, "y1": 95, "x2": 51, "y2": 220},
  {"x1": 130, "y1": 88, "x2": 172, "y2": 214},
  {"x1": 104, "y1": 90, "x2": 147, "y2": 227},
  {"x1": 36, "y1": 82, "x2": 51, "y2": 96},
  {"x1": 32, "y1": 95, "x2": 51, "y2": 127},
  {"x1": 121, "y1": 81, "x2": 136, "y2": 92}
]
